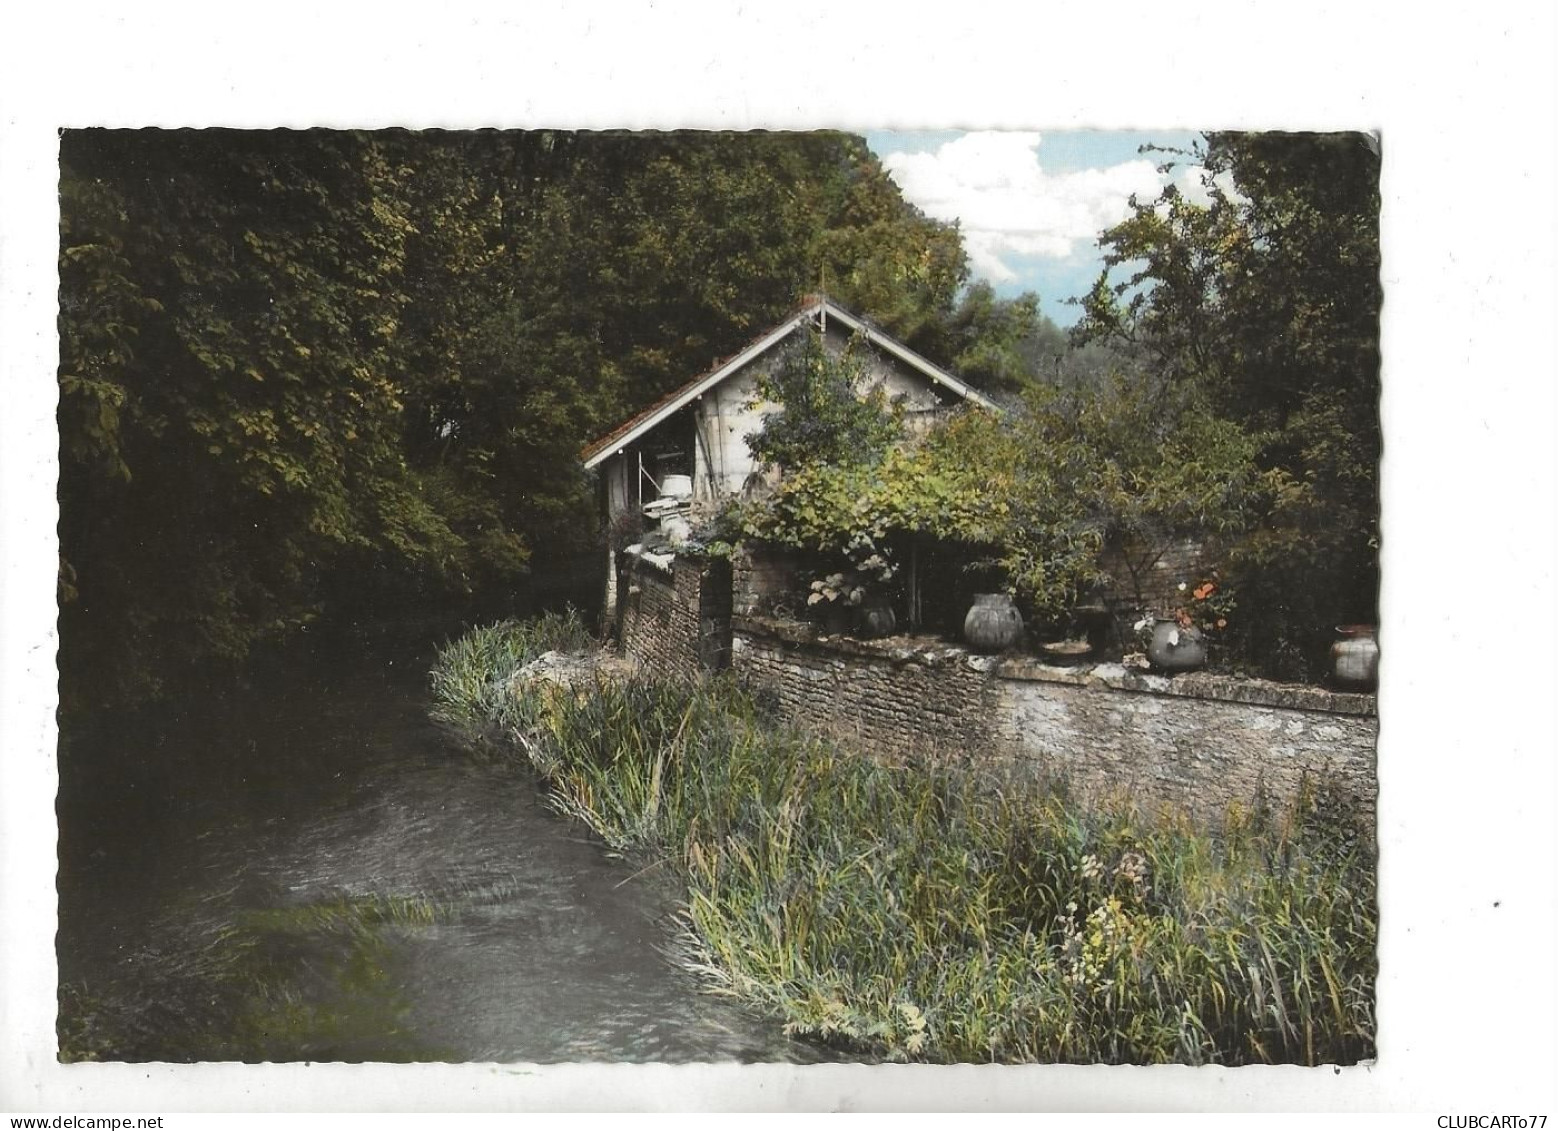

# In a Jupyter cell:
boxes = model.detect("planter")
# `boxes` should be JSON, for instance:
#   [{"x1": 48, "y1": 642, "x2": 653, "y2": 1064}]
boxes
[
  {"x1": 854, "y1": 596, "x2": 897, "y2": 640},
  {"x1": 963, "y1": 593, "x2": 1024, "y2": 653},
  {"x1": 1147, "y1": 619, "x2": 1207, "y2": 672},
  {"x1": 1331, "y1": 625, "x2": 1379, "y2": 689},
  {"x1": 819, "y1": 604, "x2": 851, "y2": 636},
  {"x1": 1039, "y1": 639, "x2": 1093, "y2": 666}
]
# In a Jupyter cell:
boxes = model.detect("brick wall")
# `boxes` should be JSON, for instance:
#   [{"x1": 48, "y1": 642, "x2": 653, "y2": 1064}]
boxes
[
  {"x1": 731, "y1": 543, "x2": 804, "y2": 618},
  {"x1": 732, "y1": 615, "x2": 1377, "y2": 826},
  {"x1": 732, "y1": 619, "x2": 1000, "y2": 760},
  {"x1": 618, "y1": 549, "x2": 731, "y2": 679}
]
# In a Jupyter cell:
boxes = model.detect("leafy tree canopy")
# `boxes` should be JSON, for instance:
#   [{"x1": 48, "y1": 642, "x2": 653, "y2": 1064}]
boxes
[
  {"x1": 1077, "y1": 131, "x2": 1382, "y2": 676},
  {"x1": 57, "y1": 129, "x2": 980, "y2": 708},
  {"x1": 745, "y1": 330, "x2": 903, "y2": 472}
]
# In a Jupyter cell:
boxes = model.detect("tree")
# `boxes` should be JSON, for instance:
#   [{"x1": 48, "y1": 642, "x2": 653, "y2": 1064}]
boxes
[
  {"x1": 799, "y1": 134, "x2": 969, "y2": 355},
  {"x1": 745, "y1": 329, "x2": 902, "y2": 472},
  {"x1": 58, "y1": 130, "x2": 470, "y2": 707},
  {"x1": 1077, "y1": 131, "x2": 1382, "y2": 677},
  {"x1": 927, "y1": 282, "x2": 1044, "y2": 398},
  {"x1": 57, "y1": 129, "x2": 990, "y2": 708}
]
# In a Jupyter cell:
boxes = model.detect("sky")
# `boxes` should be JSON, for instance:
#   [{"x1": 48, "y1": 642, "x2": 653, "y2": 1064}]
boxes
[{"x1": 866, "y1": 130, "x2": 1203, "y2": 325}]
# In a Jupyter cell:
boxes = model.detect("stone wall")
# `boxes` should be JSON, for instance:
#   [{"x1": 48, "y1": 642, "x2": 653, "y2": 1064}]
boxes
[
  {"x1": 732, "y1": 615, "x2": 1377, "y2": 825},
  {"x1": 991, "y1": 658, "x2": 1377, "y2": 826},
  {"x1": 732, "y1": 617, "x2": 1001, "y2": 759},
  {"x1": 1096, "y1": 536, "x2": 1212, "y2": 614},
  {"x1": 731, "y1": 543, "x2": 804, "y2": 617},
  {"x1": 617, "y1": 548, "x2": 731, "y2": 680}
]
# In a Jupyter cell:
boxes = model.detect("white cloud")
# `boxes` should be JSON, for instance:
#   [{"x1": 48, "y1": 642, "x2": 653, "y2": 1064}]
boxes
[
  {"x1": 1173, "y1": 164, "x2": 1244, "y2": 208},
  {"x1": 881, "y1": 132, "x2": 1168, "y2": 285}
]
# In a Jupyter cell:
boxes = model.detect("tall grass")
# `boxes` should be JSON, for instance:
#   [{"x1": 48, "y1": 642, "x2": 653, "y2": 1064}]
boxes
[
  {"x1": 432, "y1": 620, "x2": 1376, "y2": 1065},
  {"x1": 429, "y1": 610, "x2": 595, "y2": 742}
]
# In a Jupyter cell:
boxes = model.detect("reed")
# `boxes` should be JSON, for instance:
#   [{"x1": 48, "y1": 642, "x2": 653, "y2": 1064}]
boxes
[
  {"x1": 428, "y1": 609, "x2": 594, "y2": 741},
  {"x1": 432, "y1": 626, "x2": 1376, "y2": 1065}
]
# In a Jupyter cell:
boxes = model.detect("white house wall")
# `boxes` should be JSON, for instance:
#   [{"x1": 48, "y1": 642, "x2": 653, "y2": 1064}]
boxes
[
  {"x1": 821, "y1": 323, "x2": 943, "y2": 413},
  {"x1": 688, "y1": 323, "x2": 948, "y2": 500},
  {"x1": 604, "y1": 456, "x2": 630, "y2": 522}
]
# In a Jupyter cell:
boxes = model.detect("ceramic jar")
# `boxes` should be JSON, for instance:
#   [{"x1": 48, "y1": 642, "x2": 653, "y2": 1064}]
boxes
[
  {"x1": 963, "y1": 593, "x2": 1024, "y2": 653},
  {"x1": 854, "y1": 596, "x2": 897, "y2": 640},
  {"x1": 1147, "y1": 618, "x2": 1207, "y2": 672},
  {"x1": 1331, "y1": 625, "x2": 1380, "y2": 689}
]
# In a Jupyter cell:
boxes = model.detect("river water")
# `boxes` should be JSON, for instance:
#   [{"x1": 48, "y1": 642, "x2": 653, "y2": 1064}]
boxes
[{"x1": 55, "y1": 628, "x2": 831, "y2": 1063}]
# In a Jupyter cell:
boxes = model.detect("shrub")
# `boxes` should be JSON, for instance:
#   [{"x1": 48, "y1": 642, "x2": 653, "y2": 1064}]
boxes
[{"x1": 744, "y1": 328, "x2": 902, "y2": 472}]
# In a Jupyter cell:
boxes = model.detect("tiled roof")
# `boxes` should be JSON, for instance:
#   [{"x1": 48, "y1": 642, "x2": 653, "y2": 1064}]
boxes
[
  {"x1": 578, "y1": 371, "x2": 712, "y2": 467},
  {"x1": 579, "y1": 295, "x2": 995, "y2": 469}
]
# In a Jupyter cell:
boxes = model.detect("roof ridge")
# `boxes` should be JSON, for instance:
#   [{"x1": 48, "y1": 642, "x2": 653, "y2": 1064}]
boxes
[{"x1": 579, "y1": 296, "x2": 993, "y2": 468}]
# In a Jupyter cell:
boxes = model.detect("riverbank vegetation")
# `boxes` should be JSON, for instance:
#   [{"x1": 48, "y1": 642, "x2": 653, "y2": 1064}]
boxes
[{"x1": 431, "y1": 617, "x2": 1376, "y2": 1065}]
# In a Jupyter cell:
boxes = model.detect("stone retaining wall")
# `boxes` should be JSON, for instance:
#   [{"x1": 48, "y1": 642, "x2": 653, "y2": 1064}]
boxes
[
  {"x1": 732, "y1": 617, "x2": 1001, "y2": 759},
  {"x1": 732, "y1": 615, "x2": 1378, "y2": 825},
  {"x1": 617, "y1": 548, "x2": 731, "y2": 681}
]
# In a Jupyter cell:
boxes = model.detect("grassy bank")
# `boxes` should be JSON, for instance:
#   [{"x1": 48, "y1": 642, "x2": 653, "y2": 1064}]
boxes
[{"x1": 432, "y1": 616, "x2": 1376, "y2": 1065}]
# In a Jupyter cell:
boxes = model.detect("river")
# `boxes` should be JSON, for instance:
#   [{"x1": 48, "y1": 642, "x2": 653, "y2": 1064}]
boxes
[{"x1": 55, "y1": 625, "x2": 834, "y2": 1063}]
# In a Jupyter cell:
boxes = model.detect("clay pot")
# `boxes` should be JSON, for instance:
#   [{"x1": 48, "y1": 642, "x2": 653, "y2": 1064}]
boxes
[
  {"x1": 1147, "y1": 618, "x2": 1207, "y2": 672},
  {"x1": 854, "y1": 596, "x2": 897, "y2": 640},
  {"x1": 963, "y1": 593, "x2": 1024, "y2": 653},
  {"x1": 819, "y1": 604, "x2": 850, "y2": 636},
  {"x1": 1331, "y1": 625, "x2": 1379, "y2": 689}
]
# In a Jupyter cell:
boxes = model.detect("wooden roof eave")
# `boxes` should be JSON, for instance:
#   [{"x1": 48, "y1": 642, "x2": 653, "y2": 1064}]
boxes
[
  {"x1": 580, "y1": 297, "x2": 1000, "y2": 472},
  {"x1": 580, "y1": 308, "x2": 816, "y2": 471}
]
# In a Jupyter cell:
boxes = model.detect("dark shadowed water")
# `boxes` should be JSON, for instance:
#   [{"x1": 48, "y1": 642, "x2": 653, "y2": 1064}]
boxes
[{"x1": 55, "y1": 628, "x2": 832, "y2": 1063}]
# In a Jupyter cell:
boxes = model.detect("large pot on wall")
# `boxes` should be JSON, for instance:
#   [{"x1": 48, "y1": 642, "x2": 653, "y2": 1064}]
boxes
[
  {"x1": 963, "y1": 593, "x2": 1024, "y2": 653},
  {"x1": 854, "y1": 594, "x2": 897, "y2": 639},
  {"x1": 1147, "y1": 618, "x2": 1207, "y2": 672},
  {"x1": 1331, "y1": 625, "x2": 1380, "y2": 689},
  {"x1": 818, "y1": 603, "x2": 851, "y2": 636}
]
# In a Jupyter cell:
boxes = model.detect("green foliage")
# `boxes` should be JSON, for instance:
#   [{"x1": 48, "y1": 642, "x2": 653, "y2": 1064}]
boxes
[
  {"x1": 743, "y1": 408, "x2": 1014, "y2": 616},
  {"x1": 920, "y1": 281, "x2": 1050, "y2": 397},
  {"x1": 904, "y1": 280, "x2": 1143, "y2": 399},
  {"x1": 59, "y1": 130, "x2": 467, "y2": 705},
  {"x1": 746, "y1": 383, "x2": 1280, "y2": 625},
  {"x1": 436, "y1": 631, "x2": 1376, "y2": 1065},
  {"x1": 57, "y1": 129, "x2": 973, "y2": 708},
  {"x1": 1013, "y1": 378, "x2": 1288, "y2": 619},
  {"x1": 428, "y1": 609, "x2": 595, "y2": 739},
  {"x1": 745, "y1": 329, "x2": 903, "y2": 471},
  {"x1": 803, "y1": 138, "x2": 969, "y2": 352},
  {"x1": 1078, "y1": 132, "x2": 1382, "y2": 677}
]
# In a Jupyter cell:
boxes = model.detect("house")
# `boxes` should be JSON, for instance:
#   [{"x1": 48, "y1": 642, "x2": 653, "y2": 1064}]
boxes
[
  {"x1": 581, "y1": 294, "x2": 996, "y2": 522},
  {"x1": 581, "y1": 295, "x2": 997, "y2": 618}
]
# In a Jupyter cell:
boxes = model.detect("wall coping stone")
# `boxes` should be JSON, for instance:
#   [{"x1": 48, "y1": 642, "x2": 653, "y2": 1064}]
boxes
[
  {"x1": 621, "y1": 544, "x2": 677, "y2": 574},
  {"x1": 733, "y1": 614, "x2": 1377, "y2": 718}
]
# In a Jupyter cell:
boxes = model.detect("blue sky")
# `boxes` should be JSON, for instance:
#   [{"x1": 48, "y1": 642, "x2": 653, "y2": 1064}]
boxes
[{"x1": 866, "y1": 130, "x2": 1202, "y2": 325}]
